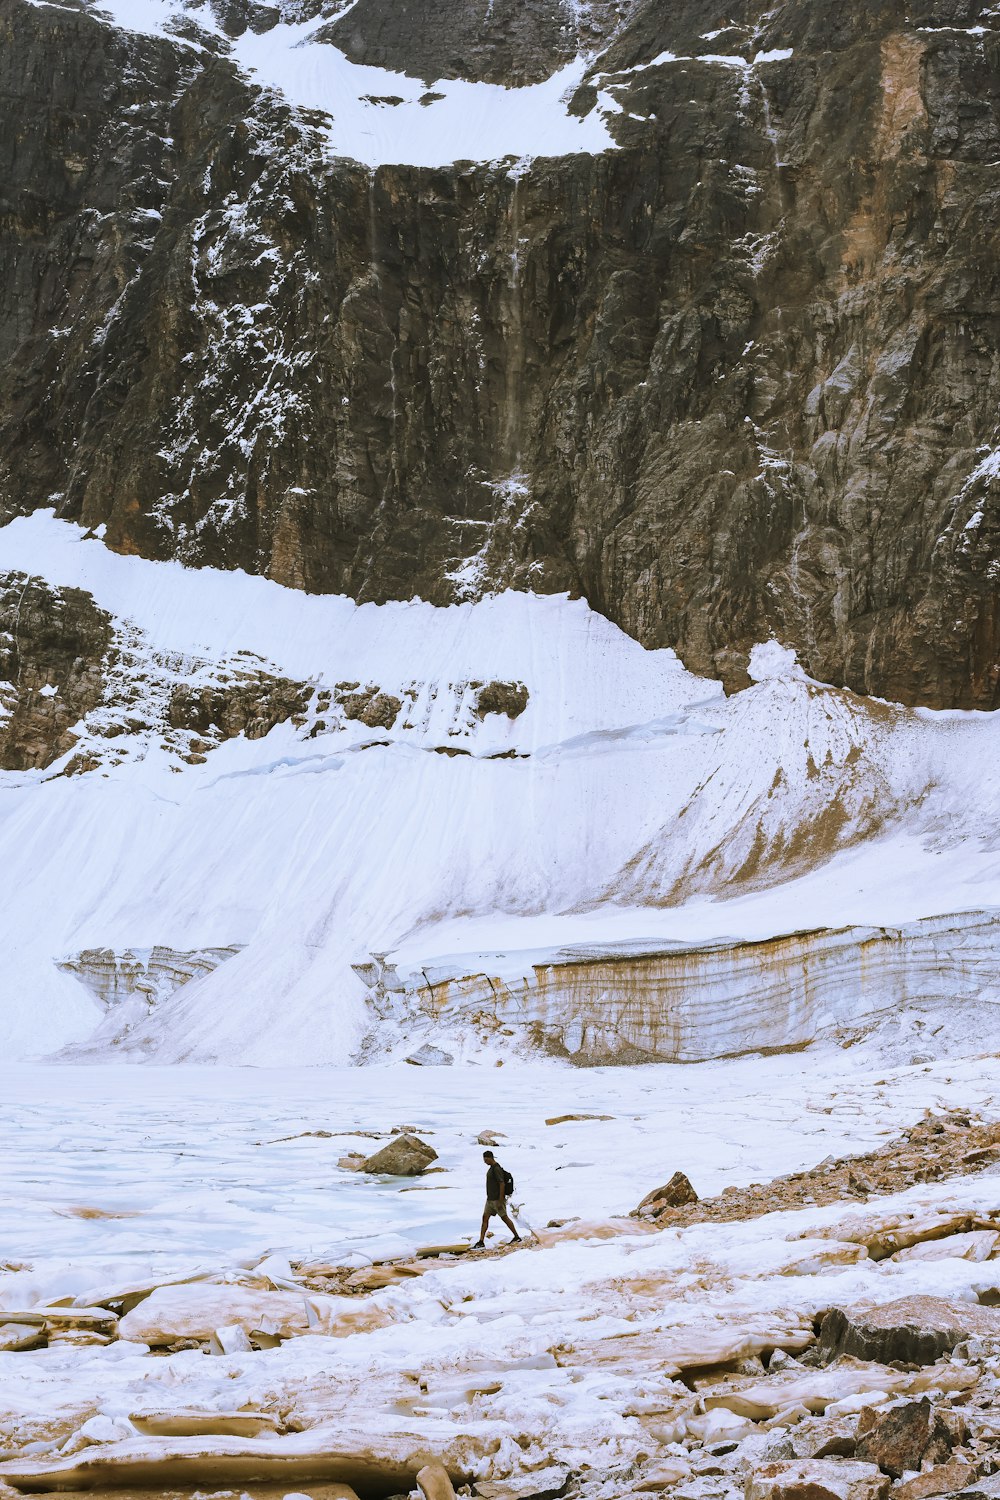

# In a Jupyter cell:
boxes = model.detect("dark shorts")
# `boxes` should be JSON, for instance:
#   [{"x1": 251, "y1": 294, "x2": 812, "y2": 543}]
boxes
[{"x1": 484, "y1": 1198, "x2": 506, "y2": 1218}]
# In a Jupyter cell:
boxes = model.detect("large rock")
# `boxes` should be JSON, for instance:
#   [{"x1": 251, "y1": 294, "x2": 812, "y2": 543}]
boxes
[
  {"x1": 636, "y1": 1172, "x2": 700, "y2": 1215},
  {"x1": 818, "y1": 1297, "x2": 1000, "y2": 1365},
  {"x1": 745, "y1": 1459, "x2": 890, "y2": 1500},
  {"x1": 894, "y1": 1460, "x2": 975, "y2": 1500},
  {"x1": 362, "y1": 1133, "x2": 438, "y2": 1176},
  {"x1": 953, "y1": 1477, "x2": 1000, "y2": 1500},
  {"x1": 405, "y1": 1044, "x2": 454, "y2": 1067},
  {"x1": 855, "y1": 1400, "x2": 954, "y2": 1478}
]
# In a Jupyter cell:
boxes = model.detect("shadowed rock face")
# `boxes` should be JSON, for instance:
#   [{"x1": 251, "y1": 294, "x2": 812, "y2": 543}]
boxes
[
  {"x1": 317, "y1": 0, "x2": 633, "y2": 84},
  {"x1": 5, "y1": 0, "x2": 1000, "y2": 706},
  {"x1": 0, "y1": 575, "x2": 112, "y2": 770}
]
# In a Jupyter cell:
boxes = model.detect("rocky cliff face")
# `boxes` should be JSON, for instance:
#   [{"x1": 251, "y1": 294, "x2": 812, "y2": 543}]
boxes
[
  {"x1": 0, "y1": 574, "x2": 111, "y2": 769},
  {"x1": 4, "y1": 0, "x2": 1000, "y2": 707}
]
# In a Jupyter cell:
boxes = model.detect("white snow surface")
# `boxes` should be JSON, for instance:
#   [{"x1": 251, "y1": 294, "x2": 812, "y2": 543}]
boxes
[
  {"x1": 5, "y1": 511, "x2": 1000, "y2": 1066},
  {"x1": 81, "y1": 0, "x2": 617, "y2": 166}
]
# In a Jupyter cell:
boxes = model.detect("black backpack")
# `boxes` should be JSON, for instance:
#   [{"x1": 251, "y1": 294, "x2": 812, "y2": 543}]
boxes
[{"x1": 502, "y1": 1168, "x2": 514, "y2": 1196}]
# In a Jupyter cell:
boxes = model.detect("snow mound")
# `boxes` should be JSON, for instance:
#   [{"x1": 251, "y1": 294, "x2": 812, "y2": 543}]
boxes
[{"x1": 747, "y1": 639, "x2": 806, "y2": 682}]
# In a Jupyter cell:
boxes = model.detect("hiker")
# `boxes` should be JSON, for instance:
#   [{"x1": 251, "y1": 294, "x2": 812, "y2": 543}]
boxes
[{"x1": 474, "y1": 1149, "x2": 521, "y2": 1248}]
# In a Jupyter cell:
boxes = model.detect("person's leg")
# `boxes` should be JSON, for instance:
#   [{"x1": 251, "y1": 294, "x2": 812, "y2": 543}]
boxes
[
  {"x1": 498, "y1": 1205, "x2": 521, "y2": 1242},
  {"x1": 474, "y1": 1206, "x2": 490, "y2": 1247}
]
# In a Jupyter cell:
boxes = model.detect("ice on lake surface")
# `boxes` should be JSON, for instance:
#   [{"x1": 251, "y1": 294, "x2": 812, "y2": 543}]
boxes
[{"x1": 5, "y1": 1049, "x2": 1000, "y2": 1286}]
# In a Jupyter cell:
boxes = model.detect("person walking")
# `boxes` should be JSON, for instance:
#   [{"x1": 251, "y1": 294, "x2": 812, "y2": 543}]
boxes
[{"x1": 474, "y1": 1149, "x2": 521, "y2": 1248}]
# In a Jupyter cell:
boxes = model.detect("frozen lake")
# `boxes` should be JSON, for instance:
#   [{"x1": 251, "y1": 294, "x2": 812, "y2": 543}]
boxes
[{"x1": 4, "y1": 1047, "x2": 1000, "y2": 1302}]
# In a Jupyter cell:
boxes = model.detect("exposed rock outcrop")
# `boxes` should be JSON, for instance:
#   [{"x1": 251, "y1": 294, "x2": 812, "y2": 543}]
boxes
[
  {"x1": 57, "y1": 945, "x2": 243, "y2": 1011},
  {"x1": 0, "y1": 574, "x2": 112, "y2": 770},
  {"x1": 0, "y1": 569, "x2": 313, "y2": 775},
  {"x1": 475, "y1": 681, "x2": 529, "y2": 720},
  {"x1": 167, "y1": 675, "x2": 310, "y2": 742}
]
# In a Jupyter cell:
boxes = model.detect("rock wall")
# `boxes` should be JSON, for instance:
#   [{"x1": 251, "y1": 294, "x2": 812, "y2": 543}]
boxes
[
  {"x1": 0, "y1": 574, "x2": 112, "y2": 770},
  {"x1": 366, "y1": 911, "x2": 1000, "y2": 1063},
  {"x1": 5, "y1": 0, "x2": 1000, "y2": 706}
]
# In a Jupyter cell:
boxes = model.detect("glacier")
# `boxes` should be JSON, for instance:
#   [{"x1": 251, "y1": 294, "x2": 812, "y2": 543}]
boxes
[{"x1": 5, "y1": 510, "x2": 1000, "y2": 1067}]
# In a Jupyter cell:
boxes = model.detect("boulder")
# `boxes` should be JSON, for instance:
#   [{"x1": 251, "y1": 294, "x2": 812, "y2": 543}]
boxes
[
  {"x1": 362, "y1": 1133, "x2": 438, "y2": 1176},
  {"x1": 894, "y1": 1459, "x2": 975, "y2": 1500},
  {"x1": 634, "y1": 1461, "x2": 693, "y2": 1492},
  {"x1": 954, "y1": 1477, "x2": 1000, "y2": 1500},
  {"x1": 782, "y1": 1418, "x2": 859, "y2": 1461},
  {"x1": 818, "y1": 1297, "x2": 1000, "y2": 1365},
  {"x1": 855, "y1": 1400, "x2": 954, "y2": 1478},
  {"x1": 473, "y1": 1471, "x2": 569, "y2": 1500},
  {"x1": 636, "y1": 1171, "x2": 700, "y2": 1214},
  {"x1": 745, "y1": 1459, "x2": 890, "y2": 1500}
]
